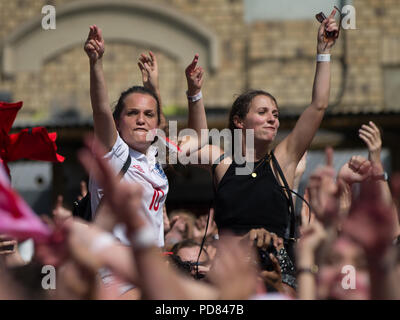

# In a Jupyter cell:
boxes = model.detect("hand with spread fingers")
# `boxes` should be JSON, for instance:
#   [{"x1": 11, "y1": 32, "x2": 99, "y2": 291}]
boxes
[
  {"x1": 84, "y1": 25, "x2": 105, "y2": 64},
  {"x1": 138, "y1": 51, "x2": 159, "y2": 95},
  {"x1": 138, "y1": 51, "x2": 167, "y2": 130},
  {"x1": 359, "y1": 121, "x2": 383, "y2": 167}
]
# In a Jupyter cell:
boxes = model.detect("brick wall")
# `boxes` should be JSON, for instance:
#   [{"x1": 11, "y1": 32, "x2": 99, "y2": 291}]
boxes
[{"x1": 0, "y1": 0, "x2": 399, "y2": 123}]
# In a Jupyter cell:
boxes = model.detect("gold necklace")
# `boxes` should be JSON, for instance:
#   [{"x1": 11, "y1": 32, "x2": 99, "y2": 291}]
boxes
[{"x1": 247, "y1": 153, "x2": 271, "y2": 178}]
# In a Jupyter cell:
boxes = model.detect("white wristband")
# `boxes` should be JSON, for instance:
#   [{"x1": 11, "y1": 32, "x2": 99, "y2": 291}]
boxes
[
  {"x1": 90, "y1": 232, "x2": 116, "y2": 254},
  {"x1": 186, "y1": 90, "x2": 202, "y2": 103},
  {"x1": 130, "y1": 225, "x2": 157, "y2": 249},
  {"x1": 317, "y1": 54, "x2": 331, "y2": 62}
]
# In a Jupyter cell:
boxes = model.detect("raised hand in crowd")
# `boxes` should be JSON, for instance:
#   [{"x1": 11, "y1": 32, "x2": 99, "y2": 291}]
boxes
[
  {"x1": 359, "y1": 121, "x2": 400, "y2": 233},
  {"x1": 84, "y1": 24, "x2": 116, "y2": 151},
  {"x1": 307, "y1": 147, "x2": 344, "y2": 227},
  {"x1": 359, "y1": 121, "x2": 382, "y2": 163},
  {"x1": 343, "y1": 180, "x2": 396, "y2": 260},
  {"x1": 336, "y1": 155, "x2": 380, "y2": 221},
  {"x1": 138, "y1": 51, "x2": 166, "y2": 130},
  {"x1": 185, "y1": 54, "x2": 207, "y2": 135},
  {"x1": 342, "y1": 179, "x2": 400, "y2": 299},
  {"x1": 185, "y1": 53, "x2": 204, "y2": 97},
  {"x1": 317, "y1": 8, "x2": 339, "y2": 53},
  {"x1": 84, "y1": 25, "x2": 105, "y2": 64},
  {"x1": 138, "y1": 51, "x2": 160, "y2": 98},
  {"x1": 337, "y1": 155, "x2": 372, "y2": 186}
]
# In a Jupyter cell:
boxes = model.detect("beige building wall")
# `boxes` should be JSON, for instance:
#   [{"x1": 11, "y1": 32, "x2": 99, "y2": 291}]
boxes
[{"x1": 0, "y1": 0, "x2": 399, "y2": 124}]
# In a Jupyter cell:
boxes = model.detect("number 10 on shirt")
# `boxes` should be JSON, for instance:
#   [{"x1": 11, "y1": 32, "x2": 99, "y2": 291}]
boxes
[{"x1": 149, "y1": 188, "x2": 164, "y2": 211}]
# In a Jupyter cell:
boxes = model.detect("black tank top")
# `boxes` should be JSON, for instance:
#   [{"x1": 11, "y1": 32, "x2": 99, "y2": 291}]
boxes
[{"x1": 214, "y1": 155, "x2": 291, "y2": 239}]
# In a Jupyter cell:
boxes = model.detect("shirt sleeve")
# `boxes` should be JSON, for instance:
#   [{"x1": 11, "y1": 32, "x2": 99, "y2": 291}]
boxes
[{"x1": 103, "y1": 133, "x2": 130, "y2": 173}]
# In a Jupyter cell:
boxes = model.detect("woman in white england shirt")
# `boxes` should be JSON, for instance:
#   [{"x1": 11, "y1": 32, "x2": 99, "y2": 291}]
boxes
[{"x1": 84, "y1": 25, "x2": 205, "y2": 248}]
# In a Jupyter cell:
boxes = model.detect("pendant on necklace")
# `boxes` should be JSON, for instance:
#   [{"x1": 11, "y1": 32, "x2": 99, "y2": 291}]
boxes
[{"x1": 251, "y1": 172, "x2": 257, "y2": 178}]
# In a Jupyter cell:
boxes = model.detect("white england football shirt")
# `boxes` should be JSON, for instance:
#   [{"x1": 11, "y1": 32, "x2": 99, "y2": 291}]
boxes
[{"x1": 89, "y1": 133, "x2": 169, "y2": 247}]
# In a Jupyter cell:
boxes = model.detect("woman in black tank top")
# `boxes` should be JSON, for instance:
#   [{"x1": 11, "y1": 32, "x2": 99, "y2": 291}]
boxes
[
  {"x1": 186, "y1": 15, "x2": 339, "y2": 249},
  {"x1": 214, "y1": 153, "x2": 291, "y2": 239}
]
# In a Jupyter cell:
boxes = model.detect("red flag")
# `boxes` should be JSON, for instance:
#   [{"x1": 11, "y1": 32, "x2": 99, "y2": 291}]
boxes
[
  {"x1": 7, "y1": 127, "x2": 65, "y2": 162},
  {"x1": 0, "y1": 101, "x2": 65, "y2": 176},
  {"x1": 0, "y1": 101, "x2": 22, "y2": 134}
]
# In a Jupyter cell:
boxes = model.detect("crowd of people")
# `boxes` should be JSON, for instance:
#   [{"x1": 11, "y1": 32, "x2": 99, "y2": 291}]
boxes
[{"x1": 1, "y1": 9, "x2": 400, "y2": 300}]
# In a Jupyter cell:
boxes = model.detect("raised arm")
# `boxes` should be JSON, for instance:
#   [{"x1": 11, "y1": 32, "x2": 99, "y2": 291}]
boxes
[
  {"x1": 342, "y1": 180, "x2": 400, "y2": 300},
  {"x1": 84, "y1": 25, "x2": 117, "y2": 151},
  {"x1": 277, "y1": 9, "x2": 339, "y2": 167},
  {"x1": 185, "y1": 54, "x2": 207, "y2": 134},
  {"x1": 175, "y1": 55, "x2": 212, "y2": 160},
  {"x1": 138, "y1": 51, "x2": 167, "y2": 130},
  {"x1": 359, "y1": 121, "x2": 400, "y2": 235},
  {"x1": 359, "y1": 122, "x2": 397, "y2": 204}
]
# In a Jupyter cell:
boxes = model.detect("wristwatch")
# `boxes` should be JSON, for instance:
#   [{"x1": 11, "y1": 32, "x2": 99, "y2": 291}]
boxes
[{"x1": 373, "y1": 172, "x2": 388, "y2": 181}]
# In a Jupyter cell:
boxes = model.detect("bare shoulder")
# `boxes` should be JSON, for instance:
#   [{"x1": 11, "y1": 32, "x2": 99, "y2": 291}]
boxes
[
  {"x1": 213, "y1": 153, "x2": 232, "y2": 185},
  {"x1": 200, "y1": 144, "x2": 232, "y2": 184}
]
